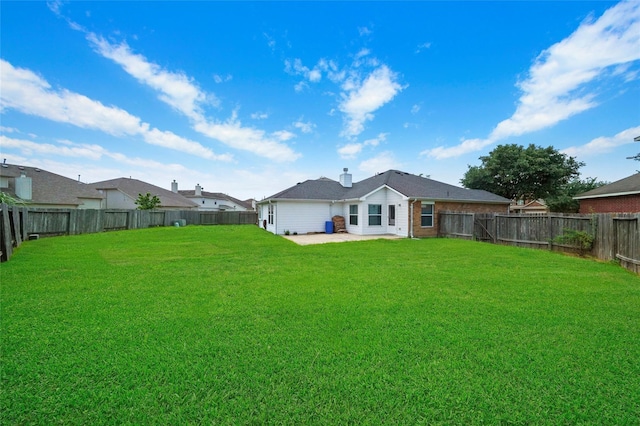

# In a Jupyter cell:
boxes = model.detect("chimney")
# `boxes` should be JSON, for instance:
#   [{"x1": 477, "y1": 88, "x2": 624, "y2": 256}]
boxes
[
  {"x1": 171, "y1": 180, "x2": 178, "y2": 193},
  {"x1": 339, "y1": 168, "x2": 352, "y2": 188},
  {"x1": 195, "y1": 183, "x2": 202, "y2": 196},
  {"x1": 15, "y1": 172, "x2": 32, "y2": 201}
]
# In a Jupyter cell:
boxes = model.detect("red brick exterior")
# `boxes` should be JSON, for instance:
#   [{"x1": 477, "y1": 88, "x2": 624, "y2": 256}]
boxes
[
  {"x1": 578, "y1": 194, "x2": 640, "y2": 213},
  {"x1": 410, "y1": 201, "x2": 509, "y2": 237}
]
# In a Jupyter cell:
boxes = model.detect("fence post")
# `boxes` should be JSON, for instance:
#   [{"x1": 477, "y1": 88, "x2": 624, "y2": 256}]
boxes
[
  {"x1": 1, "y1": 204, "x2": 13, "y2": 261},
  {"x1": 11, "y1": 206, "x2": 22, "y2": 247}
]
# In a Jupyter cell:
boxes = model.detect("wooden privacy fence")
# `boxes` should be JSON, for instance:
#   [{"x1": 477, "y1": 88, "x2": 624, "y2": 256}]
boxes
[
  {"x1": 0, "y1": 205, "x2": 258, "y2": 262},
  {"x1": 439, "y1": 211, "x2": 640, "y2": 275}
]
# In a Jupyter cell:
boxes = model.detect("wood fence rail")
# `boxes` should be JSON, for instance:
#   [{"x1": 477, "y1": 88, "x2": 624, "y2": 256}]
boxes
[
  {"x1": 0, "y1": 205, "x2": 258, "y2": 262},
  {"x1": 439, "y1": 211, "x2": 640, "y2": 275}
]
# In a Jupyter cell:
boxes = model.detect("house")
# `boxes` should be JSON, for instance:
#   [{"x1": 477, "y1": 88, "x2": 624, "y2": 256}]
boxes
[
  {"x1": 90, "y1": 178, "x2": 198, "y2": 210},
  {"x1": 257, "y1": 169, "x2": 511, "y2": 237},
  {"x1": 574, "y1": 173, "x2": 640, "y2": 213},
  {"x1": 509, "y1": 199, "x2": 548, "y2": 214},
  {"x1": 0, "y1": 162, "x2": 104, "y2": 208},
  {"x1": 171, "y1": 180, "x2": 254, "y2": 211}
]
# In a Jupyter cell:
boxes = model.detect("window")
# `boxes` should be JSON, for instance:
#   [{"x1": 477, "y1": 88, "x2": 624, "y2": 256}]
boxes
[
  {"x1": 388, "y1": 205, "x2": 395, "y2": 226},
  {"x1": 421, "y1": 203, "x2": 433, "y2": 227},
  {"x1": 268, "y1": 204, "x2": 274, "y2": 225},
  {"x1": 349, "y1": 205, "x2": 358, "y2": 225},
  {"x1": 368, "y1": 204, "x2": 382, "y2": 226}
]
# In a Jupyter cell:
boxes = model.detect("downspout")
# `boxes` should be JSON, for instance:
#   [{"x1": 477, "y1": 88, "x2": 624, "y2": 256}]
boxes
[{"x1": 410, "y1": 199, "x2": 417, "y2": 238}]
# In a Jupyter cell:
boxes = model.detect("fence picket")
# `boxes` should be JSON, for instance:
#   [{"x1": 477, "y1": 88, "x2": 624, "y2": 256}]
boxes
[
  {"x1": 0, "y1": 207, "x2": 259, "y2": 262},
  {"x1": 439, "y1": 211, "x2": 640, "y2": 275}
]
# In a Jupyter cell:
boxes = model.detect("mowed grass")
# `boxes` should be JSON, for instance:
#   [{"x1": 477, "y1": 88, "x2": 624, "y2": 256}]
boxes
[{"x1": 1, "y1": 226, "x2": 638, "y2": 424}]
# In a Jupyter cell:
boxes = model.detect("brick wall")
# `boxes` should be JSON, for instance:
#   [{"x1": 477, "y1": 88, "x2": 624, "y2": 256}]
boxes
[
  {"x1": 410, "y1": 201, "x2": 509, "y2": 237},
  {"x1": 579, "y1": 194, "x2": 640, "y2": 213}
]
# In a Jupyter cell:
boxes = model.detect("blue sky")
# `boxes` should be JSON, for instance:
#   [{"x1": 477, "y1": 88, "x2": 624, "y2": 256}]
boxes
[{"x1": 1, "y1": 1, "x2": 639, "y2": 200}]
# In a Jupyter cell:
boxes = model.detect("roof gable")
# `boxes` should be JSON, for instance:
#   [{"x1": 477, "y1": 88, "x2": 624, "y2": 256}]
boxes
[
  {"x1": 91, "y1": 178, "x2": 197, "y2": 208},
  {"x1": 0, "y1": 163, "x2": 104, "y2": 206}
]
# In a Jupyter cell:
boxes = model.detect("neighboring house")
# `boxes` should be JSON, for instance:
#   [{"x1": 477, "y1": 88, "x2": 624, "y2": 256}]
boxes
[
  {"x1": 172, "y1": 181, "x2": 254, "y2": 211},
  {"x1": 574, "y1": 173, "x2": 640, "y2": 213},
  {"x1": 90, "y1": 178, "x2": 198, "y2": 210},
  {"x1": 510, "y1": 199, "x2": 548, "y2": 214},
  {"x1": 257, "y1": 169, "x2": 511, "y2": 237},
  {"x1": 0, "y1": 163, "x2": 104, "y2": 208}
]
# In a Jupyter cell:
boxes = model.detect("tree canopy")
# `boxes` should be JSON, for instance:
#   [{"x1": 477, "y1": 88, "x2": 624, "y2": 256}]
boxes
[
  {"x1": 135, "y1": 192, "x2": 161, "y2": 210},
  {"x1": 460, "y1": 144, "x2": 583, "y2": 201},
  {"x1": 545, "y1": 177, "x2": 608, "y2": 213}
]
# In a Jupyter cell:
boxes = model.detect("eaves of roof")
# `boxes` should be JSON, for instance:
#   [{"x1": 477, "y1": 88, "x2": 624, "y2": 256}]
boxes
[{"x1": 573, "y1": 173, "x2": 640, "y2": 200}]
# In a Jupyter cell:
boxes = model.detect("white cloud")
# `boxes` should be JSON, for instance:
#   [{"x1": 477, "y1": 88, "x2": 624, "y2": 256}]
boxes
[
  {"x1": 1, "y1": 135, "x2": 104, "y2": 159},
  {"x1": 271, "y1": 130, "x2": 296, "y2": 142},
  {"x1": 0, "y1": 126, "x2": 19, "y2": 133},
  {"x1": 213, "y1": 74, "x2": 232, "y2": 84},
  {"x1": 426, "y1": 1, "x2": 640, "y2": 158},
  {"x1": 358, "y1": 151, "x2": 400, "y2": 175},
  {"x1": 421, "y1": 137, "x2": 493, "y2": 160},
  {"x1": 0, "y1": 59, "x2": 231, "y2": 161},
  {"x1": 363, "y1": 133, "x2": 387, "y2": 147},
  {"x1": 286, "y1": 58, "x2": 326, "y2": 84},
  {"x1": 0, "y1": 135, "x2": 190, "y2": 172},
  {"x1": 251, "y1": 112, "x2": 269, "y2": 120},
  {"x1": 194, "y1": 113, "x2": 301, "y2": 162},
  {"x1": 562, "y1": 126, "x2": 640, "y2": 157},
  {"x1": 415, "y1": 42, "x2": 432, "y2": 54},
  {"x1": 338, "y1": 133, "x2": 388, "y2": 159},
  {"x1": 87, "y1": 33, "x2": 217, "y2": 121},
  {"x1": 338, "y1": 143, "x2": 363, "y2": 159},
  {"x1": 294, "y1": 81, "x2": 309, "y2": 92},
  {"x1": 293, "y1": 120, "x2": 315, "y2": 133},
  {"x1": 339, "y1": 65, "x2": 403, "y2": 138},
  {"x1": 83, "y1": 33, "x2": 301, "y2": 162},
  {"x1": 411, "y1": 104, "x2": 420, "y2": 114},
  {"x1": 264, "y1": 32, "x2": 276, "y2": 50},
  {"x1": 358, "y1": 26, "x2": 373, "y2": 36}
]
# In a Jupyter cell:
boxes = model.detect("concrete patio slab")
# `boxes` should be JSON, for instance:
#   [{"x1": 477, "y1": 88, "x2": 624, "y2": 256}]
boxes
[{"x1": 282, "y1": 232, "x2": 402, "y2": 245}]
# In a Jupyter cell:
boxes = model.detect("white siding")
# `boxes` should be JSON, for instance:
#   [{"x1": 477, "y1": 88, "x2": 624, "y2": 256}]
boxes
[
  {"x1": 362, "y1": 188, "x2": 390, "y2": 235},
  {"x1": 275, "y1": 201, "x2": 336, "y2": 235},
  {"x1": 343, "y1": 203, "x2": 362, "y2": 235},
  {"x1": 78, "y1": 198, "x2": 103, "y2": 209},
  {"x1": 355, "y1": 188, "x2": 409, "y2": 237},
  {"x1": 104, "y1": 189, "x2": 136, "y2": 209},
  {"x1": 192, "y1": 196, "x2": 250, "y2": 211}
]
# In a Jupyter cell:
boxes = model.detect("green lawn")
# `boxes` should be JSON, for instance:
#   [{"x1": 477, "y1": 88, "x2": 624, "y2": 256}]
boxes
[{"x1": 1, "y1": 225, "x2": 638, "y2": 424}]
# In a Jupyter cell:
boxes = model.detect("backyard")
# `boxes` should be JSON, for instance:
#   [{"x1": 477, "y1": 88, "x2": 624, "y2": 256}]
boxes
[{"x1": 1, "y1": 225, "x2": 638, "y2": 424}]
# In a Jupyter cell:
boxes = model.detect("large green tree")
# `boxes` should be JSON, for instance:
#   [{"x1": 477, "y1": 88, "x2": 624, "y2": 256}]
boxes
[{"x1": 461, "y1": 144, "x2": 583, "y2": 201}]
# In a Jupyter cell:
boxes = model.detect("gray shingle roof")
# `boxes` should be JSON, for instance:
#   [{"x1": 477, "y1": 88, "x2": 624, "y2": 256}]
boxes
[
  {"x1": 574, "y1": 173, "x2": 640, "y2": 199},
  {"x1": 263, "y1": 170, "x2": 511, "y2": 204},
  {"x1": 179, "y1": 190, "x2": 253, "y2": 210},
  {"x1": 90, "y1": 178, "x2": 197, "y2": 209},
  {"x1": 0, "y1": 163, "x2": 104, "y2": 206}
]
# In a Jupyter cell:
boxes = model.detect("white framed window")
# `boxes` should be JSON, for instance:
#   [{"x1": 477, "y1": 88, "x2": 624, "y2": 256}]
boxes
[
  {"x1": 368, "y1": 204, "x2": 382, "y2": 226},
  {"x1": 349, "y1": 205, "x2": 358, "y2": 225},
  {"x1": 268, "y1": 204, "x2": 274, "y2": 225},
  {"x1": 421, "y1": 202, "x2": 434, "y2": 227}
]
